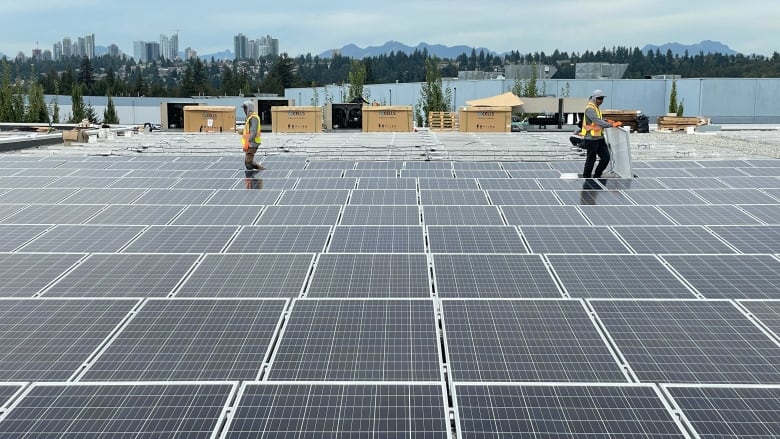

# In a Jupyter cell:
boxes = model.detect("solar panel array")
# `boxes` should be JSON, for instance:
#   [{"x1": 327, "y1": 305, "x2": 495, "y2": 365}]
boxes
[{"x1": 1, "y1": 152, "x2": 780, "y2": 437}]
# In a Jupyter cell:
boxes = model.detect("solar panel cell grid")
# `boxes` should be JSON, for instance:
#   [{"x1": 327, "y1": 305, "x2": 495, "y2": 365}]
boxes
[{"x1": 307, "y1": 253, "x2": 431, "y2": 298}]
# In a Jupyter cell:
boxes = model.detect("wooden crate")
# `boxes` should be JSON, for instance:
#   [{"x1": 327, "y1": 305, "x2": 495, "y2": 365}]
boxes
[
  {"x1": 656, "y1": 116, "x2": 709, "y2": 132},
  {"x1": 601, "y1": 110, "x2": 639, "y2": 132},
  {"x1": 429, "y1": 111, "x2": 458, "y2": 130}
]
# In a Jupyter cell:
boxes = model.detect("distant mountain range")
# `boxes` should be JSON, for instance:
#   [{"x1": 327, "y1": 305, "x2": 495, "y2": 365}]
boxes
[
  {"x1": 0, "y1": 40, "x2": 741, "y2": 61},
  {"x1": 641, "y1": 40, "x2": 738, "y2": 56}
]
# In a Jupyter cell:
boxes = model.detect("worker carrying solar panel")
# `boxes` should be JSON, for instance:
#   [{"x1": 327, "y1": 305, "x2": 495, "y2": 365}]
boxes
[{"x1": 241, "y1": 100, "x2": 265, "y2": 171}]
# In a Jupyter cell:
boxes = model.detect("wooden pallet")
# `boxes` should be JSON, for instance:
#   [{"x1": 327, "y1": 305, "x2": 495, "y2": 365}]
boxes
[
  {"x1": 656, "y1": 116, "x2": 709, "y2": 132},
  {"x1": 429, "y1": 112, "x2": 458, "y2": 130},
  {"x1": 601, "y1": 110, "x2": 639, "y2": 132}
]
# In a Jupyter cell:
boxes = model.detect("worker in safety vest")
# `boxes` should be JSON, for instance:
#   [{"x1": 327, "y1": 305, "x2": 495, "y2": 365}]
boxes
[
  {"x1": 241, "y1": 100, "x2": 265, "y2": 170},
  {"x1": 580, "y1": 90, "x2": 621, "y2": 178}
]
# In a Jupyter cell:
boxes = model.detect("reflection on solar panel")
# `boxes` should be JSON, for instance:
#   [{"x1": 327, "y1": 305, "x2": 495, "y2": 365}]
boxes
[
  {"x1": 307, "y1": 253, "x2": 430, "y2": 298},
  {"x1": 256, "y1": 205, "x2": 341, "y2": 225},
  {"x1": 444, "y1": 300, "x2": 626, "y2": 381},
  {"x1": 501, "y1": 205, "x2": 585, "y2": 226},
  {"x1": 133, "y1": 188, "x2": 215, "y2": 205},
  {"x1": 423, "y1": 205, "x2": 504, "y2": 225},
  {"x1": 44, "y1": 253, "x2": 199, "y2": 297},
  {"x1": 176, "y1": 253, "x2": 313, "y2": 297},
  {"x1": 227, "y1": 225, "x2": 330, "y2": 253},
  {"x1": 82, "y1": 299, "x2": 286, "y2": 380},
  {"x1": 0, "y1": 298, "x2": 138, "y2": 380},
  {"x1": 555, "y1": 189, "x2": 635, "y2": 206},
  {"x1": 657, "y1": 177, "x2": 731, "y2": 189},
  {"x1": 0, "y1": 382, "x2": 234, "y2": 439},
  {"x1": 693, "y1": 188, "x2": 779, "y2": 204},
  {"x1": 0, "y1": 224, "x2": 49, "y2": 251},
  {"x1": 613, "y1": 225, "x2": 737, "y2": 253},
  {"x1": 224, "y1": 382, "x2": 447, "y2": 438},
  {"x1": 123, "y1": 225, "x2": 238, "y2": 253},
  {"x1": 547, "y1": 254, "x2": 694, "y2": 298},
  {"x1": 626, "y1": 189, "x2": 705, "y2": 204},
  {"x1": 521, "y1": 226, "x2": 629, "y2": 253},
  {"x1": 427, "y1": 226, "x2": 526, "y2": 253},
  {"x1": 204, "y1": 188, "x2": 283, "y2": 205},
  {"x1": 19, "y1": 224, "x2": 145, "y2": 252},
  {"x1": 709, "y1": 225, "x2": 780, "y2": 253},
  {"x1": 268, "y1": 299, "x2": 440, "y2": 380},
  {"x1": 664, "y1": 385, "x2": 780, "y2": 439},
  {"x1": 329, "y1": 225, "x2": 425, "y2": 252},
  {"x1": 171, "y1": 205, "x2": 262, "y2": 225},
  {"x1": 340, "y1": 205, "x2": 420, "y2": 225},
  {"x1": 433, "y1": 254, "x2": 560, "y2": 298},
  {"x1": 454, "y1": 384, "x2": 686, "y2": 438},
  {"x1": 0, "y1": 253, "x2": 85, "y2": 297},
  {"x1": 172, "y1": 178, "x2": 237, "y2": 190},
  {"x1": 591, "y1": 299, "x2": 780, "y2": 383}
]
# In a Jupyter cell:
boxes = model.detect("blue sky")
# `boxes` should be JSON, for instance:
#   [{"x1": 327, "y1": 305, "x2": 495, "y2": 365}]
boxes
[{"x1": 1, "y1": 0, "x2": 776, "y2": 58}]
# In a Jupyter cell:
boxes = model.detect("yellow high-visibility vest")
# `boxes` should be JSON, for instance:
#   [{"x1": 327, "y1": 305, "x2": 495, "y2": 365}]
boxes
[
  {"x1": 580, "y1": 102, "x2": 603, "y2": 137},
  {"x1": 242, "y1": 113, "x2": 262, "y2": 151}
]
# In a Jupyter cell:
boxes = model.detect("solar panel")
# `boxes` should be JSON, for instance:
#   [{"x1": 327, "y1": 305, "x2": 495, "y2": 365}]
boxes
[
  {"x1": 477, "y1": 178, "x2": 541, "y2": 190},
  {"x1": 288, "y1": 169, "x2": 344, "y2": 178},
  {"x1": 427, "y1": 226, "x2": 526, "y2": 253},
  {"x1": 555, "y1": 189, "x2": 635, "y2": 206},
  {"x1": 579, "y1": 205, "x2": 676, "y2": 226},
  {"x1": 109, "y1": 176, "x2": 178, "y2": 188},
  {"x1": 176, "y1": 253, "x2": 314, "y2": 298},
  {"x1": 613, "y1": 225, "x2": 737, "y2": 254},
  {"x1": 635, "y1": 168, "x2": 695, "y2": 178},
  {"x1": 400, "y1": 169, "x2": 453, "y2": 178},
  {"x1": 277, "y1": 189, "x2": 350, "y2": 205},
  {"x1": 419, "y1": 189, "x2": 489, "y2": 205},
  {"x1": 693, "y1": 188, "x2": 779, "y2": 204},
  {"x1": 294, "y1": 177, "x2": 357, "y2": 189},
  {"x1": 720, "y1": 176, "x2": 780, "y2": 188},
  {"x1": 0, "y1": 298, "x2": 139, "y2": 380},
  {"x1": 659, "y1": 205, "x2": 763, "y2": 225},
  {"x1": 0, "y1": 224, "x2": 49, "y2": 251},
  {"x1": 738, "y1": 204, "x2": 780, "y2": 224},
  {"x1": 590, "y1": 299, "x2": 780, "y2": 383},
  {"x1": 227, "y1": 225, "x2": 331, "y2": 253},
  {"x1": 740, "y1": 167, "x2": 780, "y2": 177},
  {"x1": 505, "y1": 169, "x2": 561, "y2": 178},
  {"x1": 0, "y1": 253, "x2": 85, "y2": 297},
  {"x1": 43, "y1": 253, "x2": 199, "y2": 297},
  {"x1": 433, "y1": 254, "x2": 561, "y2": 298},
  {"x1": 547, "y1": 254, "x2": 695, "y2": 298},
  {"x1": 349, "y1": 189, "x2": 418, "y2": 205},
  {"x1": 305, "y1": 160, "x2": 355, "y2": 169},
  {"x1": 486, "y1": 190, "x2": 561, "y2": 205},
  {"x1": 453, "y1": 161, "x2": 503, "y2": 170},
  {"x1": 86, "y1": 204, "x2": 185, "y2": 225},
  {"x1": 171, "y1": 205, "x2": 262, "y2": 225},
  {"x1": 0, "y1": 384, "x2": 22, "y2": 408},
  {"x1": 0, "y1": 382, "x2": 234, "y2": 439},
  {"x1": 454, "y1": 384, "x2": 687, "y2": 438},
  {"x1": 626, "y1": 189, "x2": 706, "y2": 204},
  {"x1": 662, "y1": 254, "x2": 780, "y2": 299},
  {"x1": 329, "y1": 225, "x2": 425, "y2": 252},
  {"x1": 521, "y1": 226, "x2": 630, "y2": 253},
  {"x1": 171, "y1": 177, "x2": 237, "y2": 190},
  {"x1": 537, "y1": 178, "x2": 599, "y2": 190},
  {"x1": 501, "y1": 161, "x2": 552, "y2": 170},
  {"x1": 656, "y1": 177, "x2": 731, "y2": 189},
  {"x1": 81, "y1": 298, "x2": 286, "y2": 380},
  {"x1": 740, "y1": 300, "x2": 780, "y2": 338},
  {"x1": 418, "y1": 177, "x2": 478, "y2": 190},
  {"x1": 599, "y1": 177, "x2": 666, "y2": 190},
  {"x1": 356, "y1": 177, "x2": 417, "y2": 189},
  {"x1": 345, "y1": 168, "x2": 397, "y2": 178},
  {"x1": 340, "y1": 205, "x2": 420, "y2": 225},
  {"x1": 267, "y1": 299, "x2": 441, "y2": 380},
  {"x1": 2, "y1": 204, "x2": 105, "y2": 224},
  {"x1": 307, "y1": 253, "x2": 431, "y2": 298},
  {"x1": 663, "y1": 384, "x2": 780, "y2": 439},
  {"x1": 455, "y1": 170, "x2": 508, "y2": 179},
  {"x1": 123, "y1": 225, "x2": 238, "y2": 253},
  {"x1": 224, "y1": 383, "x2": 448, "y2": 438},
  {"x1": 132, "y1": 188, "x2": 214, "y2": 205},
  {"x1": 423, "y1": 205, "x2": 504, "y2": 225},
  {"x1": 60, "y1": 188, "x2": 146, "y2": 204},
  {"x1": 205, "y1": 188, "x2": 283, "y2": 205},
  {"x1": 355, "y1": 160, "x2": 404, "y2": 170},
  {"x1": 18, "y1": 224, "x2": 145, "y2": 252},
  {"x1": 256, "y1": 205, "x2": 341, "y2": 225},
  {"x1": 232, "y1": 176, "x2": 298, "y2": 190},
  {"x1": 685, "y1": 167, "x2": 749, "y2": 177},
  {"x1": 443, "y1": 299, "x2": 626, "y2": 381},
  {"x1": 53, "y1": 176, "x2": 119, "y2": 188},
  {"x1": 710, "y1": 225, "x2": 780, "y2": 253},
  {"x1": 501, "y1": 205, "x2": 586, "y2": 226}
]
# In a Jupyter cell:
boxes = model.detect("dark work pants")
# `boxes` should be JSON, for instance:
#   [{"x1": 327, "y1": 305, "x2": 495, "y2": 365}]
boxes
[
  {"x1": 244, "y1": 145, "x2": 260, "y2": 169},
  {"x1": 582, "y1": 138, "x2": 610, "y2": 178}
]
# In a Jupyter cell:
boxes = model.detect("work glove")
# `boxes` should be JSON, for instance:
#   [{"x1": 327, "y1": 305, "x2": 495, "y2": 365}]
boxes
[{"x1": 610, "y1": 121, "x2": 622, "y2": 127}]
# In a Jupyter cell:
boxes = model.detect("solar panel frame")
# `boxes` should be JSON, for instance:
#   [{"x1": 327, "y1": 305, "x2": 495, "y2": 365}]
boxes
[
  {"x1": 720, "y1": 176, "x2": 780, "y2": 189},
  {"x1": 485, "y1": 190, "x2": 561, "y2": 205},
  {"x1": 0, "y1": 187, "x2": 79, "y2": 204},
  {"x1": 340, "y1": 205, "x2": 420, "y2": 225},
  {"x1": 613, "y1": 225, "x2": 738, "y2": 254},
  {"x1": 328, "y1": 225, "x2": 425, "y2": 253},
  {"x1": 294, "y1": 177, "x2": 357, "y2": 189},
  {"x1": 122, "y1": 225, "x2": 239, "y2": 253},
  {"x1": 418, "y1": 177, "x2": 479, "y2": 190},
  {"x1": 422, "y1": 205, "x2": 504, "y2": 225},
  {"x1": 477, "y1": 178, "x2": 542, "y2": 190},
  {"x1": 661, "y1": 254, "x2": 780, "y2": 299},
  {"x1": 59, "y1": 188, "x2": 146, "y2": 204},
  {"x1": 427, "y1": 225, "x2": 527, "y2": 253},
  {"x1": 442, "y1": 299, "x2": 629, "y2": 382},
  {"x1": 555, "y1": 189, "x2": 636, "y2": 206},
  {"x1": 132, "y1": 188, "x2": 215, "y2": 205},
  {"x1": 578, "y1": 205, "x2": 676, "y2": 226},
  {"x1": 85, "y1": 204, "x2": 185, "y2": 225},
  {"x1": 692, "y1": 188, "x2": 779, "y2": 204},
  {"x1": 420, "y1": 189, "x2": 490, "y2": 205},
  {"x1": 658, "y1": 204, "x2": 764, "y2": 225},
  {"x1": 501, "y1": 205, "x2": 587, "y2": 226},
  {"x1": 17, "y1": 224, "x2": 144, "y2": 253},
  {"x1": 170, "y1": 205, "x2": 263, "y2": 225},
  {"x1": 709, "y1": 225, "x2": 780, "y2": 253},
  {"x1": 349, "y1": 189, "x2": 418, "y2": 205},
  {"x1": 205, "y1": 188, "x2": 283, "y2": 206},
  {"x1": 256, "y1": 205, "x2": 342, "y2": 225},
  {"x1": 356, "y1": 177, "x2": 417, "y2": 189},
  {"x1": 520, "y1": 225, "x2": 631, "y2": 254},
  {"x1": 226, "y1": 225, "x2": 331, "y2": 253},
  {"x1": 0, "y1": 223, "x2": 50, "y2": 251},
  {"x1": 0, "y1": 252, "x2": 86, "y2": 297},
  {"x1": 277, "y1": 189, "x2": 351, "y2": 205}
]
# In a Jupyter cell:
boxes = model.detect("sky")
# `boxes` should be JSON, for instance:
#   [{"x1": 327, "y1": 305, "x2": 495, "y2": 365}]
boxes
[{"x1": 0, "y1": 0, "x2": 777, "y2": 58}]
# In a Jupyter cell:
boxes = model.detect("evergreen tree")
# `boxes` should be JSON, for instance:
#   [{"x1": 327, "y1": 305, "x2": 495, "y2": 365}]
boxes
[
  {"x1": 347, "y1": 60, "x2": 366, "y2": 102},
  {"x1": 418, "y1": 58, "x2": 451, "y2": 126},
  {"x1": 103, "y1": 94, "x2": 119, "y2": 124},
  {"x1": 669, "y1": 79, "x2": 679, "y2": 114},
  {"x1": 85, "y1": 100, "x2": 100, "y2": 124},
  {"x1": 50, "y1": 82, "x2": 60, "y2": 124},
  {"x1": 78, "y1": 56, "x2": 95, "y2": 90},
  {"x1": 0, "y1": 61, "x2": 13, "y2": 122},
  {"x1": 26, "y1": 79, "x2": 48, "y2": 123},
  {"x1": 69, "y1": 83, "x2": 87, "y2": 123}
]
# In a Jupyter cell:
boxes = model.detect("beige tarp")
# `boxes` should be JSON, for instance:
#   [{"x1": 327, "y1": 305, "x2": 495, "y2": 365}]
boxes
[{"x1": 466, "y1": 92, "x2": 524, "y2": 109}]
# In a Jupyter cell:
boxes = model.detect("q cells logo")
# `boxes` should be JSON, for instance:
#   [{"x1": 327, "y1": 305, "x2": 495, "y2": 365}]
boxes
[
  {"x1": 379, "y1": 111, "x2": 397, "y2": 116},
  {"x1": 479, "y1": 111, "x2": 495, "y2": 117},
  {"x1": 287, "y1": 111, "x2": 305, "y2": 117}
]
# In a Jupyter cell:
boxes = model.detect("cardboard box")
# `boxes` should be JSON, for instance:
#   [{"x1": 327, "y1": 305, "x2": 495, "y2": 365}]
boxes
[
  {"x1": 183, "y1": 105, "x2": 235, "y2": 133},
  {"x1": 271, "y1": 106, "x2": 323, "y2": 133},
  {"x1": 362, "y1": 106, "x2": 414, "y2": 132},
  {"x1": 458, "y1": 106, "x2": 512, "y2": 132}
]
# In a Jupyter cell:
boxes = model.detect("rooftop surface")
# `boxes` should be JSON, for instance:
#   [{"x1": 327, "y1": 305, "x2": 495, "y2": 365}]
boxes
[{"x1": 1, "y1": 129, "x2": 780, "y2": 438}]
